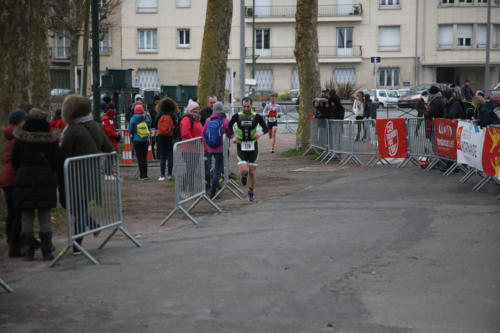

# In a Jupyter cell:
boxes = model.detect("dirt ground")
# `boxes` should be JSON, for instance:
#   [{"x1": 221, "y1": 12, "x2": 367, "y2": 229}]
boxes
[{"x1": 0, "y1": 132, "x2": 351, "y2": 276}]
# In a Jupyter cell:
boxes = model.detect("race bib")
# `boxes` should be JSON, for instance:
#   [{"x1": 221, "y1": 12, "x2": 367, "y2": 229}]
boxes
[
  {"x1": 268, "y1": 117, "x2": 277, "y2": 123},
  {"x1": 241, "y1": 141, "x2": 255, "y2": 151}
]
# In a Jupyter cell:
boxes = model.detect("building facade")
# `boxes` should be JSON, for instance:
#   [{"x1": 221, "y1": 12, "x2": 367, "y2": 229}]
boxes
[{"x1": 49, "y1": 0, "x2": 500, "y2": 99}]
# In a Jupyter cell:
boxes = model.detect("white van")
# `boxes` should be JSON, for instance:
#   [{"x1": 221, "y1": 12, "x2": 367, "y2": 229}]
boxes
[{"x1": 363, "y1": 89, "x2": 399, "y2": 108}]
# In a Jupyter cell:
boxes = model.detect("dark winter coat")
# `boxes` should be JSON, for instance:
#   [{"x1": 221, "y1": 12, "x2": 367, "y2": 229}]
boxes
[
  {"x1": 426, "y1": 93, "x2": 445, "y2": 120},
  {"x1": 477, "y1": 102, "x2": 500, "y2": 128},
  {"x1": 0, "y1": 125, "x2": 17, "y2": 188},
  {"x1": 415, "y1": 98, "x2": 426, "y2": 118},
  {"x1": 328, "y1": 94, "x2": 344, "y2": 120},
  {"x1": 461, "y1": 85, "x2": 474, "y2": 101},
  {"x1": 444, "y1": 98, "x2": 465, "y2": 119},
  {"x1": 11, "y1": 119, "x2": 60, "y2": 210},
  {"x1": 200, "y1": 106, "x2": 213, "y2": 126}
]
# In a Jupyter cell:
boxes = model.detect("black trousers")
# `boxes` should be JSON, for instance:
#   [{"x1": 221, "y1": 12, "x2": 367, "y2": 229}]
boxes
[
  {"x1": 134, "y1": 141, "x2": 149, "y2": 178},
  {"x1": 3, "y1": 187, "x2": 22, "y2": 242}
]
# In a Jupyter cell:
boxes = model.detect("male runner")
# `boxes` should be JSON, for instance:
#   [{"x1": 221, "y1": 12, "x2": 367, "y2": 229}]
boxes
[
  {"x1": 262, "y1": 94, "x2": 283, "y2": 153},
  {"x1": 229, "y1": 97, "x2": 268, "y2": 201}
]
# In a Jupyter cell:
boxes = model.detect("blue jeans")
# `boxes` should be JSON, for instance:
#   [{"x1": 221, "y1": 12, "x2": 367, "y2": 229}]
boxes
[
  {"x1": 158, "y1": 142, "x2": 174, "y2": 177},
  {"x1": 206, "y1": 152, "x2": 223, "y2": 192}
]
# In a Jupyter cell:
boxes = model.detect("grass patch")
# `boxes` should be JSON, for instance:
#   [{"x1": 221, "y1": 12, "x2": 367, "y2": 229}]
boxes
[{"x1": 280, "y1": 149, "x2": 319, "y2": 159}]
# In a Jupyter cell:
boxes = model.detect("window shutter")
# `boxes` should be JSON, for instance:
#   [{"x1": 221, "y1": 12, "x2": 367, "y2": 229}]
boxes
[
  {"x1": 457, "y1": 24, "x2": 472, "y2": 38},
  {"x1": 176, "y1": 0, "x2": 190, "y2": 7},
  {"x1": 137, "y1": 0, "x2": 157, "y2": 11},
  {"x1": 477, "y1": 25, "x2": 486, "y2": 47},
  {"x1": 439, "y1": 25, "x2": 453, "y2": 47},
  {"x1": 379, "y1": 26, "x2": 400, "y2": 50}
]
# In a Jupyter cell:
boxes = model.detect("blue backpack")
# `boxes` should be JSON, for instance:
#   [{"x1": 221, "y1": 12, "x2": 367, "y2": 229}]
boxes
[{"x1": 205, "y1": 118, "x2": 224, "y2": 148}]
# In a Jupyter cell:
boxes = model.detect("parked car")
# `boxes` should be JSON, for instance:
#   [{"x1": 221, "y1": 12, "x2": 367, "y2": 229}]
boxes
[
  {"x1": 247, "y1": 89, "x2": 276, "y2": 102},
  {"x1": 289, "y1": 89, "x2": 300, "y2": 103},
  {"x1": 362, "y1": 89, "x2": 398, "y2": 108},
  {"x1": 398, "y1": 83, "x2": 461, "y2": 109},
  {"x1": 488, "y1": 90, "x2": 500, "y2": 108}
]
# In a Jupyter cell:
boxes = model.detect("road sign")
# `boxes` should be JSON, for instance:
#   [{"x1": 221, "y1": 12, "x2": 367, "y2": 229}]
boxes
[
  {"x1": 403, "y1": 82, "x2": 411, "y2": 87},
  {"x1": 370, "y1": 57, "x2": 381, "y2": 63},
  {"x1": 245, "y1": 78, "x2": 257, "y2": 86}
]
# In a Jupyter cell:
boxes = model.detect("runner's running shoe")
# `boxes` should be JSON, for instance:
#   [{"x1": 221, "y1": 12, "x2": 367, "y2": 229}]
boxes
[
  {"x1": 248, "y1": 191, "x2": 255, "y2": 202},
  {"x1": 241, "y1": 176, "x2": 247, "y2": 186}
]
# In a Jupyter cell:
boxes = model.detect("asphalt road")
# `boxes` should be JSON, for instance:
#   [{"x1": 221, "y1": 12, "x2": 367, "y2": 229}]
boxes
[{"x1": 1, "y1": 166, "x2": 499, "y2": 332}]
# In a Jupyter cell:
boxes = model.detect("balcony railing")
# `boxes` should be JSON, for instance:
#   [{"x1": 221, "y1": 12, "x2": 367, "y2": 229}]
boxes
[
  {"x1": 49, "y1": 47, "x2": 70, "y2": 60},
  {"x1": 100, "y1": 46, "x2": 112, "y2": 55},
  {"x1": 245, "y1": 45, "x2": 362, "y2": 59},
  {"x1": 245, "y1": 4, "x2": 363, "y2": 18}
]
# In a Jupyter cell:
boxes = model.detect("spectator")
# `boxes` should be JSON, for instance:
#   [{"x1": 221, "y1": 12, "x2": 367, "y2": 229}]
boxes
[
  {"x1": 101, "y1": 105, "x2": 121, "y2": 151},
  {"x1": 328, "y1": 89, "x2": 343, "y2": 119},
  {"x1": 129, "y1": 104, "x2": 151, "y2": 180},
  {"x1": 59, "y1": 95, "x2": 114, "y2": 253},
  {"x1": 352, "y1": 91, "x2": 364, "y2": 141},
  {"x1": 415, "y1": 91, "x2": 428, "y2": 135},
  {"x1": 203, "y1": 102, "x2": 231, "y2": 198},
  {"x1": 200, "y1": 95, "x2": 217, "y2": 126},
  {"x1": 362, "y1": 94, "x2": 375, "y2": 142},
  {"x1": 50, "y1": 109, "x2": 66, "y2": 132},
  {"x1": 11, "y1": 108, "x2": 60, "y2": 261},
  {"x1": 155, "y1": 97, "x2": 180, "y2": 181},
  {"x1": 472, "y1": 96, "x2": 500, "y2": 128},
  {"x1": 443, "y1": 89, "x2": 465, "y2": 119},
  {"x1": 320, "y1": 89, "x2": 329, "y2": 99},
  {"x1": 0, "y1": 109, "x2": 27, "y2": 257},
  {"x1": 180, "y1": 99, "x2": 203, "y2": 141},
  {"x1": 126, "y1": 94, "x2": 146, "y2": 126},
  {"x1": 148, "y1": 95, "x2": 160, "y2": 159},
  {"x1": 461, "y1": 80, "x2": 474, "y2": 101},
  {"x1": 424, "y1": 85, "x2": 446, "y2": 141}
]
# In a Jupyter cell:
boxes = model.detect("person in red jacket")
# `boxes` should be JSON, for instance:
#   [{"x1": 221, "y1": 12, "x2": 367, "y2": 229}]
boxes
[
  {"x1": 50, "y1": 109, "x2": 66, "y2": 132},
  {"x1": 101, "y1": 106, "x2": 121, "y2": 151},
  {"x1": 180, "y1": 99, "x2": 203, "y2": 141},
  {"x1": 0, "y1": 109, "x2": 27, "y2": 257}
]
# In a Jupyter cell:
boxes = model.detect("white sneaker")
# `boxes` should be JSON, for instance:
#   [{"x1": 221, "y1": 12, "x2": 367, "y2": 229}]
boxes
[
  {"x1": 167, "y1": 175, "x2": 172, "y2": 181},
  {"x1": 158, "y1": 176, "x2": 165, "y2": 181}
]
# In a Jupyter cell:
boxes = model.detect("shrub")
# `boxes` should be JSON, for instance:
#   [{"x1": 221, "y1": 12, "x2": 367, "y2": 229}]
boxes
[
  {"x1": 277, "y1": 92, "x2": 291, "y2": 101},
  {"x1": 336, "y1": 82, "x2": 357, "y2": 100}
]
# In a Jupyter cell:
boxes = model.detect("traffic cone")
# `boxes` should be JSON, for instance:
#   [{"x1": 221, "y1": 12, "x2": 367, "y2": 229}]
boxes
[
  {"x1": 147, "y1": 138, "x2": 154, "y2": 161},
  {"x1": 121, "y1": 130, "x2": 133, "y2": 166}
]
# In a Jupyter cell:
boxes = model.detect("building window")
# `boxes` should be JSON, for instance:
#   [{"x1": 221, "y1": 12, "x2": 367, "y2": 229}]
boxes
[
  {"x1": 291, "y1": 68, "x2": 300, "y2": 89},
  {"x1": 458, "y1": 0, "x2": 472, "y2": 3},
  {"x1": 100, "y1": 31, "x2": 111, "y2": 54},
  {"x1": 440, "y1": 0, "x2": 454, "y2": 4},
  {"x1": 457, "y1": 24, "x2": 472, "y2": 46},
  {"x1": 225, "y1": 68, "x2": 231, "y2": 90},
  {"x1": 334, "y1": 68, "x2": 356, "y2": 85},
  {"x1": 255, "y1": 69, "x2": 273, "y2": 89},
  {"x1": 379, "y1": 0, "x2": 400, "y2": 6},
  {"x1": 255, "y1": 28, "x2": 270, "y2": 57},
  {"x1": 137, "y1": 0, "x2": 157, "y2": 13},
  {"x1": 477, "y1": 24, "x2": 498, "y2": 48},
  {"x1": 378, "y1": 26, "x2": 400, "y2": 51},
  {"x1": 55, "y1": 30, "x2": 70, "y2": 59},
  {"x1": 439, "y1": 25, "x2": 454, "y2": 48},
  {"x1": 138, "y1": 29, "x2": 157, "y2": 52},
  {"x1": 176, "y1": 0, "x2": 190, "y2": 7},
  {"x1": 379, "y1": 67, "x2": 399, "y2": 87},
  {"x1": 178, "y1": 29, "x2": 190, "y2": 47},
  {"x1": 137, "y1": 69, "x2": 158, "y2": 89},
  {"x1": 337, "y1": 27, "x2": 353, "y2": 56}
]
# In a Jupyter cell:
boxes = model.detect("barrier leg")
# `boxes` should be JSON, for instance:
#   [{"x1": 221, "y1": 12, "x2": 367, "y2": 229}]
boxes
[
  {"x1": 97, "y1": 226, "x2": 120, "y2": 249},
  {"x1": 443, "y1": 161, "x2": 459, "y2": 177},
  {"x1": 161, "y1": 206, "x2": 180, "y2": 226},
  {"x1": 214, "y1": 184, "x2": 243, "y2": 200},
  {"x1": 73, "y1": 242, "x2": 99, "y2": 265},
  {"x1": 228, "y1": 179, "x2": 245, "y2": 194},
  {"x1": 187, "y1": 195, "x2": 204, "y2": 213},
  {"x1": 460, "y1": 169, "x2": 476, "y2": 184},
  {"x1": 178, "y1": 206, "x2": 199, "y2": 225},
  {"x1": 49, "y1": 245, "x2": 71, "y2": 268},
  {"x1": 0, "y1": 279, "x2": 14, "y2": 293},
  {"x1": 118, "y1": 226, "x2": 142, "y2": 247},
  {"x1": 472, "y1": 175, "x2": 493, "y2": 192},
  {"x1": 202, "y1": 194, "x2": 222, "y2": 212}
]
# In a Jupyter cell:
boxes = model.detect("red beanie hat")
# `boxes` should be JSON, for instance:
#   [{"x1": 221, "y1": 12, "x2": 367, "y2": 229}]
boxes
[{"x1": 134, "y1": 104, "x2": 144, "y2": 114}]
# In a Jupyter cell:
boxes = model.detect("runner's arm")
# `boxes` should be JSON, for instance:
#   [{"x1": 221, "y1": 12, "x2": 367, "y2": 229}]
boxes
[
  {"x1": 228, "y1": 113, "x2": 239, "y2": 138},
  {"x1": 262, "y1": 104, "x2": 270, "y2": 117},
  {"x1": 256, "y1": 114, "x2": 268, "y2": 135}
]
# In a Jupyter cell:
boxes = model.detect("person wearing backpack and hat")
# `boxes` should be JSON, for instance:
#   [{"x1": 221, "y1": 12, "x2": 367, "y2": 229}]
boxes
[
  {"x1": 156, "y1": 97, "x2": 180, "y2": 181},
  {"x1": 11, "y1": 108, "x2": 60, "y2": 261},
  {"x1": 129, "y1": 104, "x2": 151, "y2": 180},
  {"x1": 203, "y1": 101, "x2": 231, "y2": 198}
]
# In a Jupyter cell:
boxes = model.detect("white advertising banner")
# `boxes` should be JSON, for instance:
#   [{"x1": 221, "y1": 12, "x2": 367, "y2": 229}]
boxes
[{"x1": 456, "y1": 121, "x2": 485, "y2": 171}]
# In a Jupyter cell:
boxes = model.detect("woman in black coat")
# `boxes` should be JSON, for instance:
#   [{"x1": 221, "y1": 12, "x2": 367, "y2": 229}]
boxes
[{"x1": 11, "y1": 108, "x2": 60, "y2": 261}]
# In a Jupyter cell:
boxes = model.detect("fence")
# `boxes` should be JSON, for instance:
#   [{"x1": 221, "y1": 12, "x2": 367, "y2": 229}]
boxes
[
  {"x1": 161, "y1": 137, "x2": 222, "y2": 226},
  {"x1": 0, "y1": 278, "x2": 14, "y2": 293},
  {"x1": 213, "y1": 134, "x2": 245, "y2": 200},
  {"x1": 50, "y1": 152, "x2": 141, "y2": 266}
]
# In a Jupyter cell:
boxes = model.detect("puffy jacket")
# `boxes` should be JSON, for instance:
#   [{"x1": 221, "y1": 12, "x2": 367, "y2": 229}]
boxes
[
  {"x1": 180, "y1": 113, "x2": 203, "y2": 141},
  {"x1": 101, "y1": 113, "x2": 120, "y2": 150},
  {"x1": 352, "y1": 99, "x2": 364, "y2": 117},
  {"x1": 50, "y1": 115, "x2": 66, "y2": 132},
  {"x1": 202, "y1": 113, "x2": 230, "y2": 153},
  {"x1": 426, "y1": 93, "x2": 445, "y2": 120},
  {"x1": 129, "y1": 113, "x2": 151, "y2": 142},
  {"x1": 445, "y1": 98, "x2": 465, "y2": 119},
  {"x1": 0, "y1": 125, "x2": 17, "y2": 187},
  {"x1": 477, "y1": 102, "x2": 500, "y2": 128}
]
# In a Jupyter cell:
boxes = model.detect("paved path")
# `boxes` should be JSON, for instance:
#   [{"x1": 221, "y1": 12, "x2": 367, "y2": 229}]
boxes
[{"x1": 1, "y1": 167, "x2": 499, "y2": 332}]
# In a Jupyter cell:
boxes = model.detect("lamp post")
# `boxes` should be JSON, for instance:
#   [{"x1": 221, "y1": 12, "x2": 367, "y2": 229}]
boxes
[
  {"x1": 239, "y1": 0, "x2": 245, "y2": 102},
  {"x1": 91, "y1": 0, "x2": 100, "y2": 120},
  {"x1": 484, "y1": 0, "x2": 491, "y2": 91}
]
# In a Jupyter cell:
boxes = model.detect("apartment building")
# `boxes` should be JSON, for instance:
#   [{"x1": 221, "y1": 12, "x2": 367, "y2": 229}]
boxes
[{"x1": 49, "y1": 0, "x2": 500, "y2": 98}]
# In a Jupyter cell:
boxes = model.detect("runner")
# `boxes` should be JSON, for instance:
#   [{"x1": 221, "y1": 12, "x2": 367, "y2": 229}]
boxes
[
  {"x1": 229, "y1": 97, "x2": 268, "y2": 201},
  {"x1": 262, "y1": 94, "x2": 283, "y2": 153}
]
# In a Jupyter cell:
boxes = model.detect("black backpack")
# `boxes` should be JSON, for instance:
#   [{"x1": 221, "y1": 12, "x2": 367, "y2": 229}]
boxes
[{"x1": 460, "y1": 100, "x2": 476, "y2": 120}]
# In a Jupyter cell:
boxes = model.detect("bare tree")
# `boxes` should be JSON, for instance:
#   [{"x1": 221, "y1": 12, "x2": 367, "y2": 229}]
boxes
[
  {"x1": 47, "y1": 0, "x2": 120, "y2": 91},
  {"x1": 294, "y1": 0, "x2": 321, "y2": 151},
  {"x1": 197, "y1": 0, "x2": 233, "y2": 108}
]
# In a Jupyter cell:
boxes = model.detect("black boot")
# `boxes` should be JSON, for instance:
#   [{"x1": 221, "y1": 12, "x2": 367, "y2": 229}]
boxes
[
  {"x1": 21, "y1": 233, "x2": 35, "y2": 261},
  {"x1": 7, "y1": 240, "x2": 22, "y2": 258},
  {"x1": 39, "y1": 232, "x2": 54, "y2": 261}
]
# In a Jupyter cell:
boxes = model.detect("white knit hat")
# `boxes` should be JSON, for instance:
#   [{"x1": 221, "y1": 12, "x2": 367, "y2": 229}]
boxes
[{"x1": 184, "y1": 99, "x2": 200, "y2": 113}]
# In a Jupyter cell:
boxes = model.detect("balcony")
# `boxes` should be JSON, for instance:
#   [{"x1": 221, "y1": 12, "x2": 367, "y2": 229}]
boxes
[
  {"x1": 245, "y1": 4, "x2": 363, "y2": 23},
  {"x1": 49, "y1": 47, "x2": 70, "y2": 61},
  {"x1": 245, "y1": 45, "x2": 362, "y2": 64}
]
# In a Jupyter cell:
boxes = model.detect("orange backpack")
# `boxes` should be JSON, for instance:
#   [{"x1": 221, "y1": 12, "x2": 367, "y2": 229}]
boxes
[{"x1": 157, "y1": 114, "x2": 174, "y2": 136}]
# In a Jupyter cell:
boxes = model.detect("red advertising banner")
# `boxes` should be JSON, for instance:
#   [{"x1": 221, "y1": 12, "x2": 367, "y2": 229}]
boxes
[
  {"x1": 433, "y1": 118, "x2": 458, "y2": 159},
  {"x1": 376, "y1": 118, "x2": 407, "y2": 158},
  {"x1": 482, "y1": 127, "x2": 500, "y2": 180}
]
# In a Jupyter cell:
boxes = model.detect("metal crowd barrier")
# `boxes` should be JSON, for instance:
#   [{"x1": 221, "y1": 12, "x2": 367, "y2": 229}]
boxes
[
  {"x1": 303, "y1": 118, "x2": 329, "y2": 158},
  {"x1": 323, "y1": 120, "x2": 360, "y2": 165},
  {"x1": 213, "y1": 135, "x2": 244, "y2": 200},
  {"x1": 0, "y1": 278, "x2": 14, "y2": 293},
  {"x1": 400, "y1": 118, "x2": 433, "y2": 168},
  {"x1": 51, "y1": 152, "x2": 141, "y2": 266},
  {"x1": 161, "y1": 137, "x2": 222, "y2": 226}
]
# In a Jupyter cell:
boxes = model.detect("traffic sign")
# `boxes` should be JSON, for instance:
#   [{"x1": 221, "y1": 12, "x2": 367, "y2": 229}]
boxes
[{"x1": 370, "y1": 57, "x2": 381, "y2": 63}]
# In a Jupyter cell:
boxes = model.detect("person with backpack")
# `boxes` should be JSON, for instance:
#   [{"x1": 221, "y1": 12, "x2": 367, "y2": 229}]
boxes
[
  {"x1": 472, "y1": 96, "x2": 500, "y2": 128},
  {"x1": 203, "y1": 102, "x2": 231, "y2": 198},
  {"x1": 443, "y1": 89, "x2": 465, "y2": 119},
  {"x1": 129, "y1": 104, "x2": 151, "y2": 180},
  {"x1": 156, "y1": 97, "x2": 180, "y2": 181}
]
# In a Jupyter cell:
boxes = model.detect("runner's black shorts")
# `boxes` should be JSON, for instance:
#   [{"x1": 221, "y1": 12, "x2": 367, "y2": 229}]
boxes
[
  {"x1": 267, "y1": 121, "x2": 278, "y2": 129},
  {"x1": 236, "y1": 141, "x2": 259, "y2": 166}
]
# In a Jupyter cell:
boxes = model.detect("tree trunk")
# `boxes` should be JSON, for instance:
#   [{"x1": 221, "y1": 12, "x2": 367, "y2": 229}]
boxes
[
  {"x1": 294, "y1": 0, "x2": 321, "y2": 151},
  {"x1": 30, "y1": 0, "x2": 50, "y2": 110},
  {"x1": 197, "y1": 0, "x2": 233, "y2": 108},
  {"x1": 69, "y1": 32, "x2": 80, "y2": 92}
]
